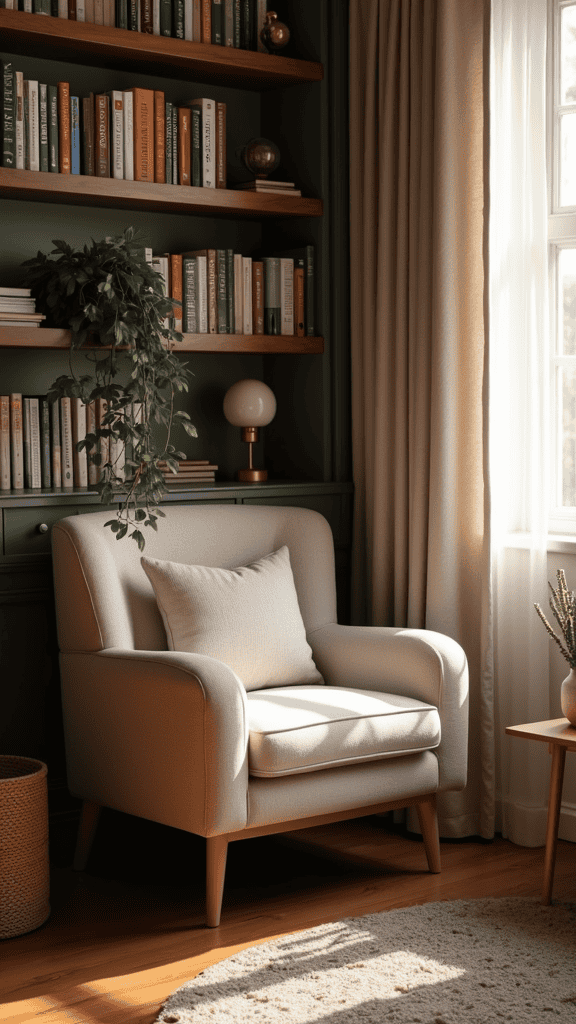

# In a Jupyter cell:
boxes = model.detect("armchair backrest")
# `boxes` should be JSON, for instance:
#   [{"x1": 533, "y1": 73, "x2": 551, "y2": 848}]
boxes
[{"x1": 52, "y1": 504, "x2": 338, "y2": 654}]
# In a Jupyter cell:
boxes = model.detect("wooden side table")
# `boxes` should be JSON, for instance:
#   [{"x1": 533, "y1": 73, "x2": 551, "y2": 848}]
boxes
[{"x1": 506, "y1": 718, "x2": 576, "y2": 904}]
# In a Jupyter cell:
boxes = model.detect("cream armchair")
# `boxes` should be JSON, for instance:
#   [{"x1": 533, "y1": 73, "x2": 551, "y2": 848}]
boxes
[{"x1": 52, "y1": 504, "x2": 468, "y2": 927}]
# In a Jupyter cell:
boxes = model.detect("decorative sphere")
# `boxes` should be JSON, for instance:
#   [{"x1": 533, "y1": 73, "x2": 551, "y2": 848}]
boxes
[
  {"x1": 242, "y1": 138, "x2": 281, "y2": 179},
  {"x1": 223, "y1": 379, "x2": 277, "y2": 427},
  {"x1": 261, "y1": 11, "x2": 290, "y2": 52}
]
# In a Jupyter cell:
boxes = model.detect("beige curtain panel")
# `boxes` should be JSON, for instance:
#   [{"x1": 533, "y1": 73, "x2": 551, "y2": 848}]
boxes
[{"x1": 349, "y1": 0, "x2": 493, "y2": 838}]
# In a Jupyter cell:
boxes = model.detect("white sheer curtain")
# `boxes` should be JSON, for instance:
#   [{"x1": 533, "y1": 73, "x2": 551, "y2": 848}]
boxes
[{"x1": 490, "y1": 0, "x2": 552, "y2": 845}]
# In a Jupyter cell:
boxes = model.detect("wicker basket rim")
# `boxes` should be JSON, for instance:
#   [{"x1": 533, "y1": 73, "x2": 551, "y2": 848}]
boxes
[{"x1": 0, "y1": 755, "x2": 47, "y2": 782}]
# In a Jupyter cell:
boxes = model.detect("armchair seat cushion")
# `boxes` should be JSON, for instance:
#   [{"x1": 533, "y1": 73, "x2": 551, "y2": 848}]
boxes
[{"x1": 246, "y1": 685, "x2": 441, "y2": 778}]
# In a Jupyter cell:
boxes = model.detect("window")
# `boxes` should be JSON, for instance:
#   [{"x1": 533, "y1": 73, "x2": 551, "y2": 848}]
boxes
[{"x1": 549, "y1": 0, "x2": 576, "y2": 532}]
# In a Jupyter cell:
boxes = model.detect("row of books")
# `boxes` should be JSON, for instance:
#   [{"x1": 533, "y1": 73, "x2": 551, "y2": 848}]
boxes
[
  {"x1": 0, "y1": 393, "x2": 132, "y2": 491},
  {"x1": 0, "y1": 285, "x2": 44, "y2": 328},
  {"x1": 0, "y1": 0, "x2": 269, "y2": 51},
  {"x1": 151, "y1": 244, "x2": 315, "y2": 336},
  {"x1": 1, "y1": 65, "x2": 227, "y2": 188}
]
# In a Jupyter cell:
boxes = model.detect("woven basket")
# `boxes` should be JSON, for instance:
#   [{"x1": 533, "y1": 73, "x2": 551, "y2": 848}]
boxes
[{"x1": 0, "y1": 755, "x2": 50, "y2": 939}]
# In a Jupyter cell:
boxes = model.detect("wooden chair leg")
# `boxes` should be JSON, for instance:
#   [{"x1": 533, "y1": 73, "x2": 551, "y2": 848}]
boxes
[
  {"x1": 73, "y1": 800, "x2": 102, "y2": 871},
  {"x1": 206, "y1": 835, "x2": 229, "y2": 927},
  {"x1": 417, "y1": 795, "x2": 441, "y2": 874}
]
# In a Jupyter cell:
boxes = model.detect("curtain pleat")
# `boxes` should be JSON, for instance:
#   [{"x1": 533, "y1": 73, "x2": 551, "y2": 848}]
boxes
[{"x1": 349, "y1": 0, "x2": 494, "y2": 837}]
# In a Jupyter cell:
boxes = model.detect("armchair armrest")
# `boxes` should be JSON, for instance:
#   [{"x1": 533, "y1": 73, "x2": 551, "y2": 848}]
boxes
[
  {"x1": 59, "y1": 648, "x2": 250, "y2": 837},
  {"x1": 308, "y1": 623, "x2": 468, "y2": 792}
]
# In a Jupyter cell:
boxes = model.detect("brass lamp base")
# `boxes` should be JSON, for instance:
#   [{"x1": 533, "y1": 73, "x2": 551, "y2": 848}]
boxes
[{"x1": 238, "y1": 468, "x2": 268, "y2": 482}]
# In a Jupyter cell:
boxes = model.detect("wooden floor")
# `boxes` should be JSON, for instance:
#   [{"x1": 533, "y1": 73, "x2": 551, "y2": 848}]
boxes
[{"x1": 2, "y1": 809, "x2": 575, "y2": 1024}]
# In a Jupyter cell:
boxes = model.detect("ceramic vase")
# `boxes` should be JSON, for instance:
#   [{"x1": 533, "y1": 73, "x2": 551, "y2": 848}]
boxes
[{"x1": 561, "y1": 667, "x2": 576, "y2": 727}]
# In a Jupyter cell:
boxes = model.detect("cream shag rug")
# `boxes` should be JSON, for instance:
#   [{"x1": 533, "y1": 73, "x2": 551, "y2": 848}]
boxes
[{"x1": 155, "y1": 898, "x2": 576, "y2": 1024}]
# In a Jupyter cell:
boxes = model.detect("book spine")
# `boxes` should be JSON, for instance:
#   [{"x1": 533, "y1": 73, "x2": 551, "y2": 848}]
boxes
[
  {"x1": 173, "y1": 0, "x2": 184, "y2": 36},
  {"x1": 76, "y1": 0, "x2": 85, "y2": 18},
  {"x1": 38, "y1": 83, "x2": 49, "y2": 173},
  {"x1": 71, "y1": 398, "x2": 88, "y2": 487},
  {"x1": 183, "y1": 0, "x2": 192, "y2": 38},
  {"x1": 196, "y1": 254, "x2": 207, "y2": 332},
  {"x1": 160, "y1": 0, "x2": 171, "y2": 34},
  {"x1": 211, "y1": 0, "x2": 222, "y2": 43},
  {"x1": 82, "y1": 93, "x2": 94, "y2": 176},
  {"x1": 215, "y1": 100, "x2": 226, "y2": 188},
  {"x1": 48, "y1": 85, "x2": 59, "y2": 172},
  {"x1": 10, "y1": 394, "x2": 23, "y2": 491},
  {"x1": 104, "y1": 0, "x2": 114, "y2": 26},
  {"x1": 140, "y1": 0, "x2": 152, "y2": 30},
  {"x1": 115, "y1": 0, "x2": 127, "y2": 26},
  {"x1": 60, "y1": 397, "x2": 74, "y2": 489},
  {"x1": 154, "y1": 91, "x2": 165, "y2": 183},
  {"x1": 123, "y1": 90, "x2": 134, "y2": 180},
  {"x1": 23, "y1": 397, "x2": 32, "y2": 488},
  {"x1": 177, "y1": 106, "x2": 191, "y2": 185},
  {"x1": 262, "y1": 256, "x2": 280, "y2": 335},
  {"x1": 183, "y1": 257, "x2": 197, "y2": 332},
  {"x1": 233, "y1": 0, "x2": 240, "y2": 46},
  {"x1": 110, "y1": 91, "x2": 124, "y2": 179},
  {"x1": 216, "y1": 249, "x2": 227, "y2": 333},
  {"x1": 294, "y1": 260, "x2": 305, "y2": 337},
  {"x1": 96, "y1": 398, "x2": 109, "y2": 479},
  {"x1": 189, "y1": 98, "x2": 215, "y2": 188},
  {"x1": 256, "y1": 0, "x2": 266, "y2": 52},
  {"x1": 280, "y1": 257, "x2": 294, "y2": 335},
  {"x1": 170, "y1": 253, "x2": 183, "y2": 332},
  {"x1": 234, "y1": 252, "x2": 243, "y2": 333},
  {"x1": 171, "y1": 104, "x2": 178, "y2": 183},
  {"x1": 192, "y1": 0, "x2": 201, "y2": 39},
  {"x1": 132, "y1": 88, "x2": 155, "y2": 182},
  {"x1": 165, "y1": 100, "x2": 173, "y2": 185},
  {"x1": 190, "y1": 105, "x2": 201, "y2": 186},
  {"x1": 2, "y1": 61, "x2": 15, "y2": 169},
  {"x1": 86, "y1": 400, "x2": 99, "y2": 485},
  {"x1": 305, "y1": 245, "x2": 315, "y2": 335},
  {"x1": 152, "y1": 0, "x2": 160, "y2": 33},
  {"x1": 68, "y1": 0, "x2": 76, "y2": 17},
  {"x1": 240, "y1": 0, "x2": 250, "y2": 48},
  {"x1": 84, "y1": 0, "x2": 94, "y2": 18},
  {"x1": 201, "y1": 0, "x2": 210, "y2": 42},
  {"x1": 242, "y1": 255, "x2": 252, "y2": 334},
  {"x1": 28, "y1": 398, "x2": 42, "y2": 489},
  {"x1": 226, "y1": 248, "x2": 234, "y2": 333},
  {"x1": 70, "y1": 95, "x2": 80, "y2": 174},
  {"x1": 94, "y1": 93, "x2": 110, "y2": 178},
  {"x1": 252, "y1": 261, "x2": 264, "y2": 334},
  {"x1": 57, "y1": 81, "x2": 71, "y2": 173},
  {"x1": 50, "y1": 398, "x2": 61, "y2": 488},
  {"x1": 57, "y1": 0, "x2": 68, "y2": 13},
  {"x1": 223, "y1": 0, "x2": 233, "y2": 44},
  {"x1": 127, "y1": 0, "x2": 137, "y2": 28},
  {"x1": 40, "y1": 397, "x2": 51, "y2": 489},
  {"x1": 26, "y1": 80, "x2": 39, "y2": 172},
  {"x1": 0, "y1": 396, "x2": 10, "y2": 489},
  {"x1": 93, "y1": 0, "x2": 104, "y2": 21},
  {"x1": 15, "y1": 72, "x2": 24, "y2": 170}
]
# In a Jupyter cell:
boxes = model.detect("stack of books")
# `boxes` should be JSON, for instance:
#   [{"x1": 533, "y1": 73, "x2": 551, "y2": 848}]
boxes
[
  {"x1": 0, "y1": 287, "x2": 45, "y2": 329},
  {"x1": 158, "y1": 459, "x2": 218, "y2": 484},
  {"x1": 234, "y1": 179, "x2": 302, "y2": 197}
]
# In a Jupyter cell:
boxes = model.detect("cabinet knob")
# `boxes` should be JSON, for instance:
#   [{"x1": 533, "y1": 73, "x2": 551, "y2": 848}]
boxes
[{"x1": 38, "y1": 523, "x2": 49, "y2": 534}]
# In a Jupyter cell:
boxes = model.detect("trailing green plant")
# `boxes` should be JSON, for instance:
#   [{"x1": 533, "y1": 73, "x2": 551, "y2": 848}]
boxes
[
  {"x1": 534, "y1": 569, "x2": 576, "y2": 668},
  {"x1": 22, "y1": 227, "x2": 197, "y2": 550}
]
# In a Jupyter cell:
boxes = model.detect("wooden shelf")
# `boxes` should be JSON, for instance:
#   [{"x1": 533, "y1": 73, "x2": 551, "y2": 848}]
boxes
[
  {"x1": 0, "y1": 327, "x2": 324, "y2": 354},
  {"x1": 0, "y1": 9, "x2": 323, "y2": 88},
  {"x1": 0, "y1": 167, "x2": 322, "y2": 219}
]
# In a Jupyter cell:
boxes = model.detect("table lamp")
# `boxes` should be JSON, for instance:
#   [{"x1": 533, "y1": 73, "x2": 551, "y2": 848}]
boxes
[{"x1": 223, "y1": 379, "x2": 276, "y2": 481}]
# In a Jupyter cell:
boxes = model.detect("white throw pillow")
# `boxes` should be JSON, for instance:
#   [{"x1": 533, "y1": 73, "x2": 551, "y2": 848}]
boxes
[{"x1": 141, "y1": 545, "x2": 324, "y2": 691}]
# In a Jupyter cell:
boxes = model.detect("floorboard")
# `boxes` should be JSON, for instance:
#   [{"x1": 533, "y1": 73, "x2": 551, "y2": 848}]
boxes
[{"x1": 2, "y1": 811, "x2": 575, "y2": 1024}]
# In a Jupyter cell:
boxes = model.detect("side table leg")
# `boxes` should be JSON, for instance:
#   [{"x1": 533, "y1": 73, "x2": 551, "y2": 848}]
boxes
[{"x1": 542, "y1": 744, "x2": 566, "y2": 905}]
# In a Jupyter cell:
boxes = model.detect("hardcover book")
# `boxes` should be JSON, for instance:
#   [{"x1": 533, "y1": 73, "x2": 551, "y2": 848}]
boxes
[
  {"x1": 216, "y1": 249, "x2": 227, "y2": 333},
  {"x1": 201, "y1": 0, "x2": 210, "y2": 41},
  {"x1": 223, "y1": 0, "x2": 233, "y2": 45},
  {"x1": 170, "y1": 253, "x2": 183, "y2": 331},
  {"x1": 252, "y1": 260, "x2": 264, "y2": 334},
  {"x1": 211, "y1": 0, "x2": 222, "y2": 43},
  {"x1": 48, "y1": 84, "x2": 59, "y2": 172},
  {"x1": 165, "y1": 100, "x2": 173, "y2": 184},
  {"x1": 131, "y1": 87, "x2": 155, "y2": 182},
  {"x1": 24, "y1": 80, "x2": 40, "y2": 172},
  {"x1": 94, "y1": 93, "x2": 110, "y2": 177},
  {"x1": 50, "y1": 398, "x2": 62, "y2": 488},
  {"x1": 182, "y1": 256, "x2": 197, "y2": 333},
  {"x1": 182, "y1": 248, "x2": 217, "y2": 332},
  {"x1": 123, "y1": 90, "x2": 134, "y2": 180},
  {"x1": 57, "y1": 80, "x2": 71, "y2": 173},
  {"x1": 15, "y1": 71, "x2": 24, "y2": 170},
  {"x1": 154, "y1": 90, "x2": 166, "y2": 184},
  {"x1": 1, "y1": 60, "x2": 15, "y2": 168},
  {"x1": 275, "y1": 245, "x2": 315, "y2": 335},
  {"x1": 23, "y1": 396, "x2": 42, "y2": 490},
  {"x1": 38, "y1": 83, "x2": 48, "y2": 173},
  {"x1": 71, "y1": 398, "x2": 88, "y2": 487},
  {"x1": 190, "y1": 105, "x2": 201, "y2": 186},
  {"x1": 262, "y1": 256, "x2": 280, "y2": 335},
  {"x1": 178, "y1": 106, "x2": 191, "y2": 186},
  {"x1": 196, "y1": 254, "x2": 208, "y2": 332},
  {"x1": 70, "y1": 95, "x2": 80, "y2": 175},
  {"x1": 60, "y1": 397, "x2": 74, "y2": 489},
  {"x1": 140, "y1": 0, "x2": 153, "y2": 31},
  {"x1": 192, "y1": 0, "x2": 201, "y2": 38},
  {"x1": 40, "y1": 397, "x2": 51, "y2": 489},
  {"x1": 185, "y1": 97, "x2": 215, "y2": 188},
  {"x1": 160, "y1": 0, "x2": 171, "y2": 35},
  {"x1": 242, "y1": 255, "x2": 252, "y2": 334},
  {"x1": 0, "y1": 395, "x2": 10, "y2": 490},
  {"x1": 82, "y1": 93, "x2": 95, "y2": 176},
  {"x1": 10, "y1": 393, "x2": 24, "y2": 491},
  {"x1": 293, "y1": 259, "x2": 305, "y2": 337},
  {"x1": 215, "y1": 100, "x2": 226, "y2": 188},
  {"x1": 109, "y1": 90, "x2": 124, "y2": 180},
  {"x1": 279, "y1": 256, "x2": 294, "y2": 335},
  {"x1": 234, "y1": 252, "x2": 243, "y2": 333}
]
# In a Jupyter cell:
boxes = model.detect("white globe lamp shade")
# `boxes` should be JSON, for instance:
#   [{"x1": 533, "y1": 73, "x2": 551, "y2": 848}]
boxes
[{"x1": 223, "y1": 379, "x2": 276, "y2": 427}]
